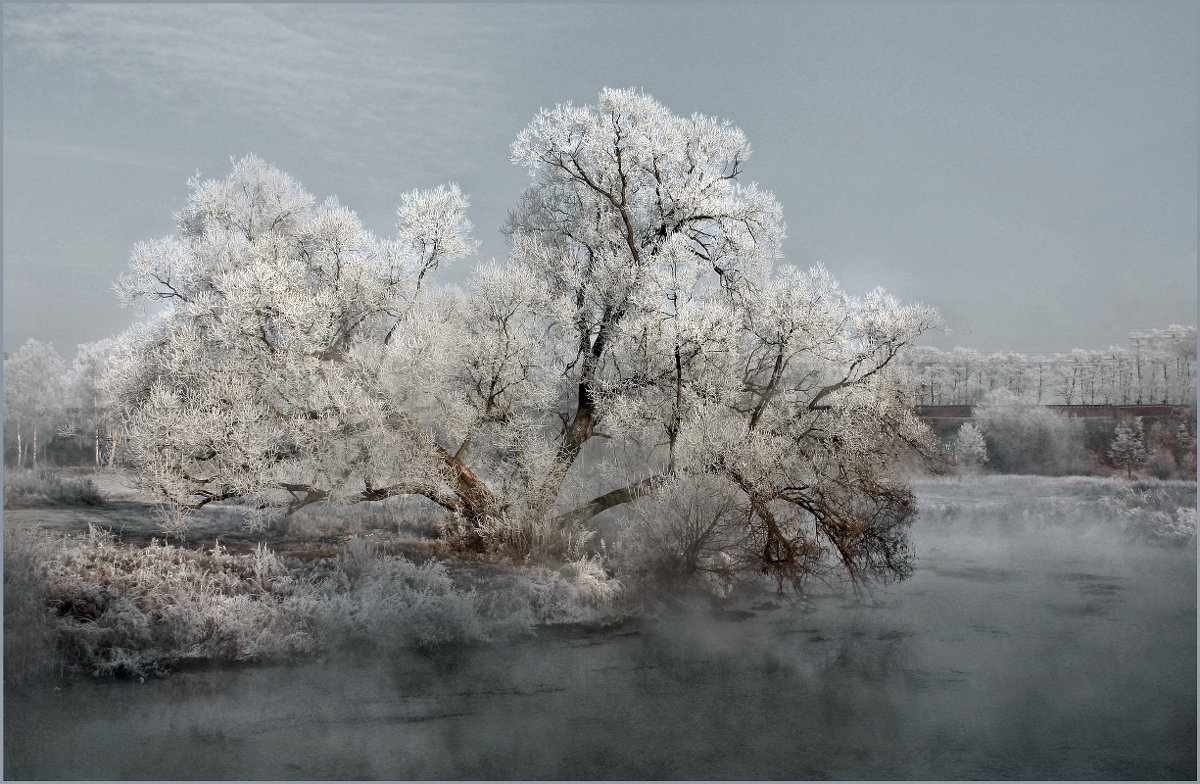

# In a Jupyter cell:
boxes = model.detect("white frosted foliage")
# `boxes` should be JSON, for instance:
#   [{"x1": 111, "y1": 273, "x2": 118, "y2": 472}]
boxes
[
  {"x1": 111, "y1": 92, "x2": 940, "y2": 588},
  {"x1": 953, "y1": 422, "x2": 989, "y2": 471}
]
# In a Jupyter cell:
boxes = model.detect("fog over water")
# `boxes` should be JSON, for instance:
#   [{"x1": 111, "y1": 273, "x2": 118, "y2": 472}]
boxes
[{"x1": 5, "y1": 481, "x2": 1195, "y2": 780}]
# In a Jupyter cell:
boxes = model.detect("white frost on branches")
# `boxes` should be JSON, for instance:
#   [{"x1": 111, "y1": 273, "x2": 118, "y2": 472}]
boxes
[
  {"x1": 111, "y1": 92, "x2": 940, "y2": 588},
  {"x1": 952, "y1": 422, "x2": 989, "y2": 472},
  {"x1": 4, "y1": 338, "x2": 67, "y2": 469},
  {"x1": 1108, "y1": 418, "x2": 1149, "y2": 480}
]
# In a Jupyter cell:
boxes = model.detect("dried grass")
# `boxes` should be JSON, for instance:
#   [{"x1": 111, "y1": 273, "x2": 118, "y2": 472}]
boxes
[{"x1": 3, "y1": 524, "x2": 627, "y2": 683}]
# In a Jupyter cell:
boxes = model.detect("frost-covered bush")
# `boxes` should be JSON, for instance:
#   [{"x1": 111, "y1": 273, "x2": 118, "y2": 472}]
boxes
[
  {"x1": 1147, "y1": 459, "x2": 1176, "y2": 481},
  {"x1": 612, "y1": 474, "x2": 750, "y2": 598},
  {"x1": 973, "y1": 390, "x2": 1088, "y2": 475},
  {"x1": 3, "y1": 469, "x2": 103, "y2": 508},
  {"x1": 1099, "y1": 482, "x2": 1198, "y2": 543},
  {"x1": 306, "y1": 536, "x2": 532, "y2": 650},
  {"x1": 4, "y1": 527, "x2": 635, "y2": 682},
  {"x1": 509, "y1": 555, "x2": 625, "y2": 625},
  {"x1": 35, "y1": 528, "x2": 315, "y2": 678}
]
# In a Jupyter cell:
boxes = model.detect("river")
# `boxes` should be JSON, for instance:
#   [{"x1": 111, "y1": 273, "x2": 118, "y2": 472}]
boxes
[{"x1": 5, "y1": 481, "x2": 1196, "y2": 779}]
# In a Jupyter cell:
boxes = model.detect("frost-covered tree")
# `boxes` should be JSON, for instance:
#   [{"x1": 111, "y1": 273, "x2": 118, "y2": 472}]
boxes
[
  {"x1": 989, "y1": 352, "x2": 1027, "y2": 399},
  {"x1": 1100, "y1": 346, "x2": 1132, "y2": 405},
  {"x1": 897, "y1": 331, "x2": 1194, "y2": 408},
  {"x1": 65, "y1": 338, "x2": 122, "y2": 467},
  {"x1": 3, "y1": 339, "x2": 67, "y2": 469},
  {"x1": 900, "y1": 346, "x2": 949, "y2": 405},
  {"x1": 1053, "y1": 350, "x2": 1087, "y2": 406},
  {"x1": 110, "y1": 154, "x2": 479, "y2": 521},
  {"x1": 947, "y1": 347, "x2": 980, "y2": 404},
  {"x1": 952, "y1": 422, "x2": 988, "y2": 473},
  {"x1": 1156, "y1": 325, "x2": 1197, "y2": 405},
  {"x1": 112, "y1": 91, "x2": 939, "y2": 588},
  {"x1": 500, "y1": 88, "x2": 939, "y2": 585},
  {"x1": 1108, "y1": 418, "x2": 1149, "y2": 480},
  {"x1": 1173, "y1": 419, "x2": 1196, "y2": 476}
]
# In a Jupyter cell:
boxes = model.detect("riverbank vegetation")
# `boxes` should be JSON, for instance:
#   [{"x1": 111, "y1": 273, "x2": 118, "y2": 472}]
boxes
[
  {"x1": 4, "y1": 490, "x2": 623, "y2": 683},
  {"x1": 5, "y1": 469, "x2": 1194, "y2": 684}
]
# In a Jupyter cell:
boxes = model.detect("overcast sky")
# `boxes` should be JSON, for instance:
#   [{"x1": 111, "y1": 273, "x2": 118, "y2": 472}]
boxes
[{"x1": 3, "y1": 2, "x2": 1197, "y2": 358}]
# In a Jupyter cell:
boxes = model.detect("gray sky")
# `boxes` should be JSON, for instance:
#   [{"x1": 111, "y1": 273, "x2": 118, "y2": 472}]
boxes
[{"x1": 4, "y1": 2, "x2": 1197, "y2": 358}]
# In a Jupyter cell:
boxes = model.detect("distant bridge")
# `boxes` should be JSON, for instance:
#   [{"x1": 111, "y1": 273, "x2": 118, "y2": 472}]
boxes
[{"x1": 916, "y1": 404, "x2": 1194, "y2": 422}]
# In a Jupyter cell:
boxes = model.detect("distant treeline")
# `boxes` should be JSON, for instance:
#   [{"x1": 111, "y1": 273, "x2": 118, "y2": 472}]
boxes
[
  {"x1": 899, "y1": 326, "x2": 1196, "y2": 407},
  {"x1": 4, "y1": 325, "x2": 1197, "y2": 473}
]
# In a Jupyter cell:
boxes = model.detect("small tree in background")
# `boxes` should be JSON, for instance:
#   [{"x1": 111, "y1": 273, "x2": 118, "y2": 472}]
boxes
[
  {"x1": 952, "y1": 422, "x2": 988, "y2": 474},
  {"x1": 1108, "y1": 417, "x2": 1149, "y2": 480},
  {"x1": 1173, "y1": 420, "x2": 1197, "y2": 477},
  {"x1": 3, "y1": 339, "x2": 67, "y2": 469},
  {"x1": 64, "y1": 338, "x2": 123, "y2": 468}
]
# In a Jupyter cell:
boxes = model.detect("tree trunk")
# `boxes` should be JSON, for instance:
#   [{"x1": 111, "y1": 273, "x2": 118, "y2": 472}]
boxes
[
  {"x1": 535, "y1": 395, "x2": 595, "y2": 517},
  {"x1": 1134, "y1": 350, "x2": 1144, "y2": 404},
  {"x1": 554, "y1": 475, "x2": 663, "y2": 529},
  {"x1": 447, "y1": 456, "x2": 500, "y2": 521}
]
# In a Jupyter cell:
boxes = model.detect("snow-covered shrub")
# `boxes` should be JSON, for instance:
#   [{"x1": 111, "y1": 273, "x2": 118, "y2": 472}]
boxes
[
  {"x1": 1099, "y1": 483, "x2": 1198, "y2": 543},
  {"x1": 3, "y1": 469, "x2": 103, "y2": 508},
  {"x1": 6, "y1": 527, "x2": 539, "y2": 681},
  {"x1": 509, "y1": 555, "x2": 624, "y2": 625},
  {"x1": 307, "y1": 539, "x2": 533, "y2": 650},
  {"x1": 24, "y1": 526, "x2": 315, "y2": 678},
  {"x1": 973, "y1": 390, "x2": 1088, "y2": 475},
  {"x1": 612, "y1": 474, "x2": 749, "y2": 598}
]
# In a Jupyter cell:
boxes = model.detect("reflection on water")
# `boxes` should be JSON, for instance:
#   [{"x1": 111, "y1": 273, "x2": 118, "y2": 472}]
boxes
[{"x1": 5, "y1": 516, "x2": 1195, "y2": 780}]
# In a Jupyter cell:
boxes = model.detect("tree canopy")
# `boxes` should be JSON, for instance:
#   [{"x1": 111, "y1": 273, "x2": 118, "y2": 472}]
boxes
[{"x1": 109, "y1": 89, "x2": 939, "y2": 588}]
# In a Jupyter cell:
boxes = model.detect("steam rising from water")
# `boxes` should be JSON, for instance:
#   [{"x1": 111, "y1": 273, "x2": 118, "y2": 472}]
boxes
[{"x1": 5, "y1": 477, "x2": 1195, "y2": 779}]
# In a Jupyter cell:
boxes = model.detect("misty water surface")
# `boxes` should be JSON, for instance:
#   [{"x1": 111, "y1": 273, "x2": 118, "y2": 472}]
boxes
[{"x1": 5, "y1": 489, "x2": 1195, "y2": 780}]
